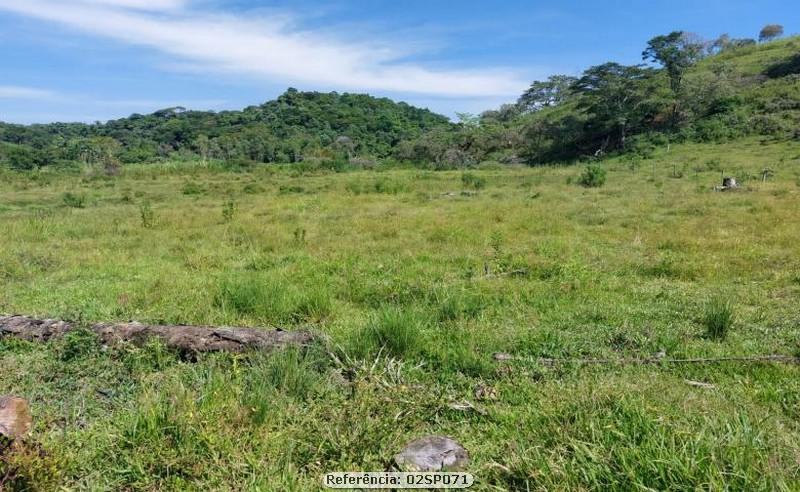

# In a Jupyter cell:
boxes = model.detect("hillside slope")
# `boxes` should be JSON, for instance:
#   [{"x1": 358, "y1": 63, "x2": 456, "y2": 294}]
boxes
[
  {"x1": 508, "y1": 35, "x2": 800, "y2": 163},
  {"x1": 0, "y1": 89, "x2": 453, "y2": 168}
]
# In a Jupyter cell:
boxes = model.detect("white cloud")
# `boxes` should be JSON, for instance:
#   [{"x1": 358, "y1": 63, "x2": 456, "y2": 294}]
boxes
[
  {"x1": 76, "y1": 0, "x2": 186, "y2": 11},
  {"x1": 0, "y1": 85, "x2": 59, "y2": 100},
  {"x1": 0, "y1": 0, "x2": 529, "y2": 98}
]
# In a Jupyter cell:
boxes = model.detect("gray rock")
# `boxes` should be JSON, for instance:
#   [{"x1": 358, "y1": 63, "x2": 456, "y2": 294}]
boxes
[
  {"x1": 0, "y1": 396, "x2": 32, "y2": 441},
  {"x1": 492, "y1": 352, "x2": 515, "y2": 361},
  {"x1": 394, "y1": 435, "x2": 469, "y2": 471}
]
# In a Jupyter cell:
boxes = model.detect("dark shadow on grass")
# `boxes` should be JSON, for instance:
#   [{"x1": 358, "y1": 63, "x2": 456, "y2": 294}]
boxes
[{"x1": 765, "y1": 54, "x2": 800, "y2": 78}]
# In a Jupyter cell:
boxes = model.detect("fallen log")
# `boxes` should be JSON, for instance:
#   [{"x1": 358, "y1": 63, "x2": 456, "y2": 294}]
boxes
[{"x1": 0, "y1": 315, "x2": 314, "y2": 354}]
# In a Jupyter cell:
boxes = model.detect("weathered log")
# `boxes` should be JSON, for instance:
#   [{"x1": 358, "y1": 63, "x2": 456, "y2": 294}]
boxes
[
  {"x1": 0, "y1": 315, "x2": 314, "y2": 354},
  {"x1": 0, "y1": 396, "x2": 32, "y2": 442}
]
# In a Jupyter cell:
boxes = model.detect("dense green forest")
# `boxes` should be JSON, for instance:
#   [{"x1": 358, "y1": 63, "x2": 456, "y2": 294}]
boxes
[
  {"x1": 1, "y1": 28, "x2": 798, "y2": 171},
  {"x1": 0, "y1": 90, "x2": 452, "y2": 170}
]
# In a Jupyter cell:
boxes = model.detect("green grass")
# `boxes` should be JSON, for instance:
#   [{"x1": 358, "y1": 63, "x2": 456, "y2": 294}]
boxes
[
  {"x1": 349, "y1": 306, "x2": 429, "y2": 359},
  {"x1": 2, "y1": 138, "x2": 800, "y2": 490},
  {"x1": 703, "y1": 297, "x2": 736, "y2": 340}
]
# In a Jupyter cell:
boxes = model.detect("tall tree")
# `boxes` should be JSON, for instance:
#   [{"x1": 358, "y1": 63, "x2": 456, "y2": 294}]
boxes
[
  {"x1": 6, "y1": 146, "x2": 39, "y2": 170},
  {"x1": 573, "y1": 63, "x2": 654, "y2": 151},
  {"x1": 709, "y1": 34, "x2": 732, "y2": 55},
  {"x1": 517, "y1": 75, "x2": 577, "y2": 112},
  {"x1": 194, "y1": 134, "x2": 210, "y2": 163},
  {"x1": 642, "y1": 31, "x2": 705, "y2": 94},
  {"x1": 759, "y1": 24, "x2": 784, "y2": 43}
]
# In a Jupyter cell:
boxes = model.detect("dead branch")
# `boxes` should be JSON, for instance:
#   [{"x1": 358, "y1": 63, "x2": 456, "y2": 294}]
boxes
[{"x1": 492, "y1": 352, "x2": 800, "y2": 366}]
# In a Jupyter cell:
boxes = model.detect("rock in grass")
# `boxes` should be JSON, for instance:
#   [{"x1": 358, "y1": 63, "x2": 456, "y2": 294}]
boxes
[
  {"x1": 394, "y1": 436, "x2": 469, "y2": 471},
  {"x1": 492, "y1": 352, "x2": 515, "y2": 361},
  {"x1": 474, "y1": 384, "x2": 498, "y2": 401},
  {"x1": 684, "y1": 380, "x2": 716, "y2": 389},
  {"x1": 0, "y1": 396, "x2": 32, "y2": 441}
]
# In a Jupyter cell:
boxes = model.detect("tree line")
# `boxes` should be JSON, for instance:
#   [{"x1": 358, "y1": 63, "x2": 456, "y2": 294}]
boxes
[
  {"x1": 0, "y1": 90, "x2": 452, "y2": 171},
  {"x1": 1, "y1": 24, "x2": 796, "y2": 171},
  {"x1": 398, "y1": 24, "x2": 797, "y2": 167}
]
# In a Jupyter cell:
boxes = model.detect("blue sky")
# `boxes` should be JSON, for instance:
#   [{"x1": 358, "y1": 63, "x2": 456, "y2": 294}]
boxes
[{"x1": 0, "y1": 0, "x2": 797, "y2": 123}]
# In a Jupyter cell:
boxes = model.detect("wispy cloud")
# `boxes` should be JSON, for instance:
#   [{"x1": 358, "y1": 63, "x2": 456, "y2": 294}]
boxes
[
  {"x1": 0, "y1": 85, "x2": 60, "y2": 100},
  {"x1": 0, "y1": 81, "x2": 228, "y2": 123},
  {"x1": 75, "y1": 0, "x2": 187, "y2": 11},
  {"x1": 0, "y1": 0, "x2": 528, "y2": 98}
]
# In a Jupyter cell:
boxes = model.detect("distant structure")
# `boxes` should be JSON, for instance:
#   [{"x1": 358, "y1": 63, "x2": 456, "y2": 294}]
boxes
[{"x1": 716, "y1": 176, "x2": 738, "y2": 191}]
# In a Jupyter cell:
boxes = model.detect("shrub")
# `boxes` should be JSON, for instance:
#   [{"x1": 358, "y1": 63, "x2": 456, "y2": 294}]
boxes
[
  {"x1": 461, "y1": 172, "x2": 487, "y2": 190},
  {"x1": 55, "y1": 328, "x2": 99, "y2": 362},
  {"x1": 279, "y1": 185, "x2": 305, "y2": 194},
  {"x1": 181, "y1": 182, "x2": 204, "y2": 195},
  {"x1": 344, "y1": 181, "x2": 363, "y2": 195},
  {"x1": 705, "y1": 158, "x2": 722, "y2": 172},
  {"x1": 242, "y1": 183, "x2": 264, "y2": 194},
  {"x1": 6, "y1": 146, "x2": 39, "y2": 171},
  {"x1": 221, "y1": 158, "x2": 256, "y2": 172},
  {"x1": 222, "y1": 197, "x2": 237, "y2": 223},
  {"x1": 139, "y1": 201, "x2": 155, "y2": 228},
  {"x1": 293, "y1": 227, "x2": 307, "y2": 246},
  {"x1": 373, "y1": 178, "x2": 406, "y2": 194},
  {"x1": 703, "y1": 298, "x2": 735, "y2": 340},
  {"x1": 62, "y1": 192, "x2": 86, "y2": 209},
  {"x1": 318, "y1": 158, "x2": 348, "y2": 172},
  {"x1": 578, "y1": 164, "x2": 607, "y2": 188}
]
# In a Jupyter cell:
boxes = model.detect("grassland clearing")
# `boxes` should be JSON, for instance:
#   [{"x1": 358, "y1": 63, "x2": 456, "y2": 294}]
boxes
[{"x1": 2, "y1": 138, "x2": 800, "y2": 490}]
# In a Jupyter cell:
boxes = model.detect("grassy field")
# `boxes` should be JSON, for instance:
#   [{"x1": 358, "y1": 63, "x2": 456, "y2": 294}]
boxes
[{"x1": 2, "y1": 138, "x2": 800, "y2": 490}]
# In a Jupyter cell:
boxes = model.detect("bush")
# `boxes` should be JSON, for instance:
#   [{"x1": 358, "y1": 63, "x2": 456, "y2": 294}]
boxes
[
  {"x1": 703, "y1": 298, "x2": 735, "y2": 340},
  {"x1": 318, "y1": 158, "x2": 348, "y2": 172},
  {"x1": 705, "y1": 158, "x2": 723, "y2": 172},
  {"x1": 222, "y1": 197, "x2": 237, "y2": 223},
  {"x1": 62, "y1": 192, "x2": 86, "y2": 208},
  {"x1": 461, "y1": 172, "x2": 487, "y2": 190},
  {"x1": 373, "y1": 178, "x2": 406, "y2": 194},
  {"x1": 6, "y1": 146, "x2": 40, "y2": 171},
  {"x1": 578, "y1": 164, "x2": 607, "y2": 188},
  {"x1": 181, "y1": 182, "x2": 204, "y2": 195},
  {"x1": 242, "y1": 183, "x2": 265, "y2": 194},
  {"x1": 139, "y1": 201, "x2": 155, "y2": 228},
  {"x1": 221, "y1": 158, "x2": 257, "y2": 172},
  {"x1": 55, "y1": 328, "x2": 100, "y2": 362}
]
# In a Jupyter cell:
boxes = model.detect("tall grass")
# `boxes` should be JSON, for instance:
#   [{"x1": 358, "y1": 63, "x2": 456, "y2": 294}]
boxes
[
  {"x1": 349, "y1": 306, "x2": 429, "y2": 359},
  {"x1": 242, "y1": 348, "x2": 328, "y2": 424},
  {"x1": 215, "y1": 274, "x2": 332, "y2": 324},
  {"x1": 703, "y1": 297, "x2": 735, "y2": 340}
]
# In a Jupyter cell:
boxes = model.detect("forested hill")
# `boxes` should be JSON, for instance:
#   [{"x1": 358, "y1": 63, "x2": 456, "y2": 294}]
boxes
[
  {"x1": 392, "y1": 32, "x2": 800, "y2": 167},
  {"x1": 0, "y1": 89, "x2": 453, "y2": 169},
  {"x1": 2, "y1": 29, "x2": 799, "y2": 171}
]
